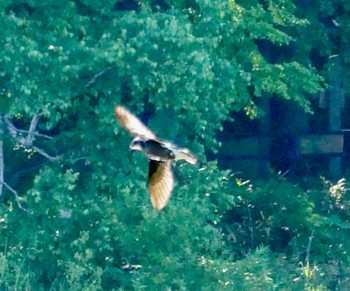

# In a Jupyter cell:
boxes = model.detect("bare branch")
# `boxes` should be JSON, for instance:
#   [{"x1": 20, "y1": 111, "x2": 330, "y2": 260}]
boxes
[
  {"x1": 86, "y1": 67, "x2": 112, "y2": 88},
  {"x1": 3, "y1": 115, "x2": 19, "y2": 140},
  {"x1": 3, "y1": 115, "x2": 59, "y2": 161},
  {"x1": 0, "y1": 113, "x2": 56, "y2": 210},
  {"x1": 3, "y1": 115, "x2": 52, "y2": 140},
  {"x1": 13, "y1": 128, "x2": 53, "y2": 140},
  {"x1": 34, "y1": 132, "x2": 53, "y2": 139},
  {"x1": 3, "y1": 181, "x2": 31, "y2": 213},
  {"x1": 305, "y1": 229, "x2": 314, "y2": 263},
  {"x1": 32, "y1": 146, "x2": 61, "y2": 161},
  {"x1": 25, "y1": 114, "x2": 40, "y2": 147}
]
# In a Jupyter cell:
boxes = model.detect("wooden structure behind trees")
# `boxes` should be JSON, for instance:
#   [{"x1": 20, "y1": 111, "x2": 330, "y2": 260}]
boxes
[{"x1": 219, "y1": 55, "x2": 345, "y2": 178}]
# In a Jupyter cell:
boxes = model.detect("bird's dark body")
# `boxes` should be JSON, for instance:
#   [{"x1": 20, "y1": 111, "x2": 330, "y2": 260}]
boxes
[{"x1": 140, "y1": 139, "x2": 175, "y2": 161}]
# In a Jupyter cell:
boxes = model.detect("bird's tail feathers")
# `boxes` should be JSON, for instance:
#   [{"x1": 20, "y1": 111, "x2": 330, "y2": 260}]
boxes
[{"x1": 173, "y1": 148, "x2": 197, "y2": 165}]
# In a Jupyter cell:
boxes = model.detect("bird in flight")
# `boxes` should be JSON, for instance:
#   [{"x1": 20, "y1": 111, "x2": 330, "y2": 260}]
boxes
[{"x1": 114, "y1": 105, "x2": 197, "y2": 211}]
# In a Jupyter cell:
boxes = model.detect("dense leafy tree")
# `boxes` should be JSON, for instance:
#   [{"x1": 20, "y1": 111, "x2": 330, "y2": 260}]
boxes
[{"x1": 0, "y1": 0, "x2": 349, "y2": 289}]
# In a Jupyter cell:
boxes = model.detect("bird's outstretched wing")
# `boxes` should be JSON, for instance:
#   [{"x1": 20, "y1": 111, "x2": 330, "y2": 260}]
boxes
[
  {"x1": 114, "y1": 105, "x2": 156, "y2": 140},
  {"x1": 148, "y1": 160, "x2": 174, "y2": 211}
]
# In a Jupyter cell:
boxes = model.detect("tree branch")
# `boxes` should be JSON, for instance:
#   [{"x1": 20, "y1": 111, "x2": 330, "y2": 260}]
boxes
[
  {"x1": 16, "y1": 129, "x2": 53, "y2": 140},
  {"x1": 0, "y1": 113, "x2": 58, "y2": 211},
  {"x1": 3, "y1": 115, "x2": 20, "y2": 141},
  {"x1": 32, "y1": 146, "x2": 61, "y2": 161},
  {"x1": 86, "y1": 67, "x2": 112, "y2": 88},
  {"x1": 3, "y1": 181, "x2": 31, "y2": 213},
  {"x1": 3, "y1": 115, "x2": 60, "y2": 161},
  {"x1": 24, "y1": 114, "x2": 40, "y2": 147},
  {"x1": 305, "y1": 229, "x2": 314, "y2": 263}
]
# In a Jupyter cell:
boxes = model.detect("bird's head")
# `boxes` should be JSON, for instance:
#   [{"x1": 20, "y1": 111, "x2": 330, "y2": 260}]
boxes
[{"x1": 129, "y1": 137, "x2": 145, "y2": 152}]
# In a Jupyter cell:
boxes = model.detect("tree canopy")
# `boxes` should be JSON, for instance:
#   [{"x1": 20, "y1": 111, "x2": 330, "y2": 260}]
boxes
[{"x1": 1, "y1": 0, "x2": 349, "y2": 289}]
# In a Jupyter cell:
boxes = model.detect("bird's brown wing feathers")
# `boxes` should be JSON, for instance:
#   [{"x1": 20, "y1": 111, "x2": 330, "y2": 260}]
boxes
[
  {"x1": 114, "y1": 105, "x2": 156, "y2": 139},
  {"x1": 148, "y1": 160, "x2": 174, "y2": 211}
]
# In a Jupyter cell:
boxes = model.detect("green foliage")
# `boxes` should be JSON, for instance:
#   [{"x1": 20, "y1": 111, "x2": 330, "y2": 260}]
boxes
[
  {"x1": 0, "y1": 0, "x2": 348, "y2": 290},
  {"x1": 224, "y1": 175, "x2": 350, "y2": 290}
]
